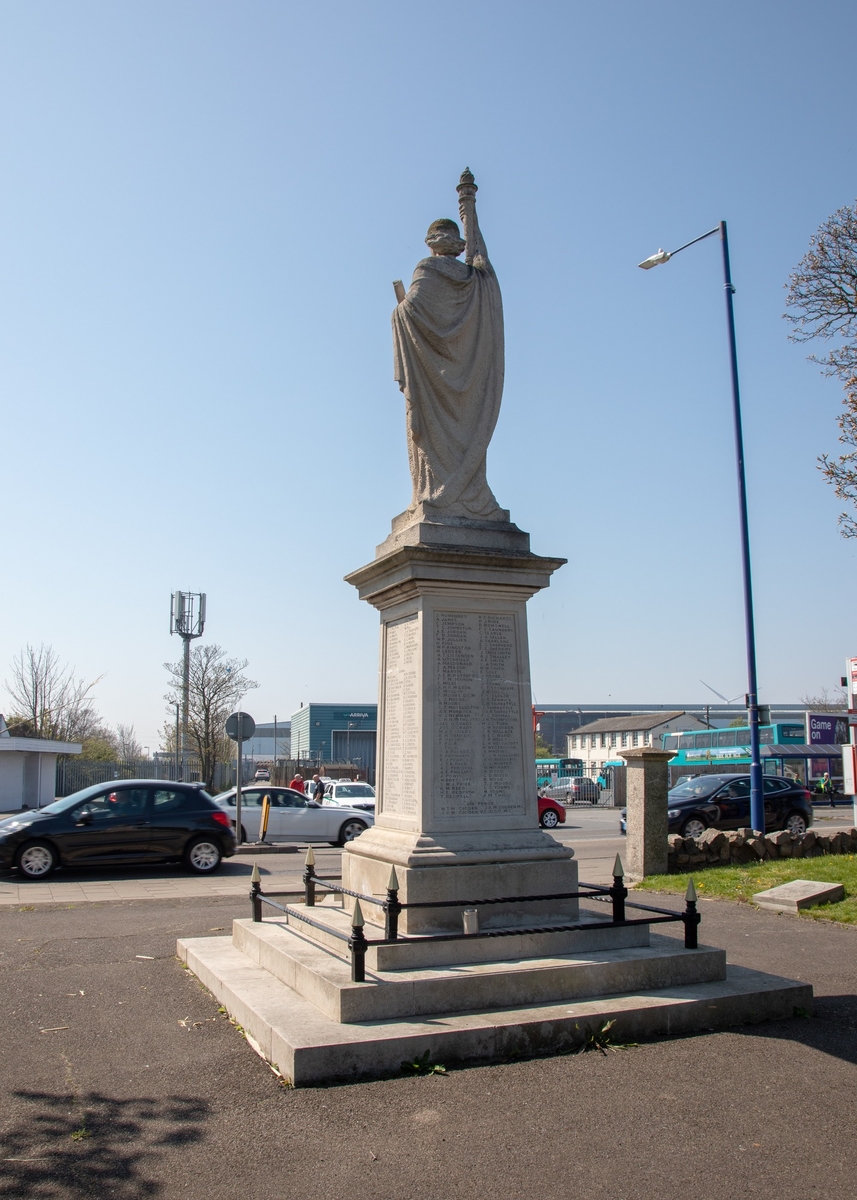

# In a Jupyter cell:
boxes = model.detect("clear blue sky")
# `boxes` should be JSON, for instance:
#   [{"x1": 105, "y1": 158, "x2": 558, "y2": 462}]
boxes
[{"x1": 2, "y1": 0, "x2": 856, "y2": 749}]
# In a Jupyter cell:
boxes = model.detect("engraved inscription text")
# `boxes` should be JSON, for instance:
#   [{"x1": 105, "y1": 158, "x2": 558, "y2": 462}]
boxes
[
  {"x1": 382, "y1": 615, "x2": 419, "y2": 817},
  {"x1": 433, "y1": 612, "x2": 525, "y2": 818}
]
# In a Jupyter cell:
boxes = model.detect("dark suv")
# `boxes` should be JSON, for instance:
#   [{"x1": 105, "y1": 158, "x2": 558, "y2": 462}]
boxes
[
  {"x1": 620, "y1": 773, "x2": 813, "y2": 839},
  {"x1": 0, "y1": 780, "x2": 237, "y2": 879}
]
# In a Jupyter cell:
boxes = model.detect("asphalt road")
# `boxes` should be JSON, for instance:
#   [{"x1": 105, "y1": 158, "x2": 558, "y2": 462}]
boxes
[
  {"x1": 0, "y1": 806, "x2": 634, "y2": 905},
  {"x1": 2, "y1": 805, "x2": 853, "y2": 907},
  {"x1": 1, "y1": 882, "x2": 855, "y2": 1199}
]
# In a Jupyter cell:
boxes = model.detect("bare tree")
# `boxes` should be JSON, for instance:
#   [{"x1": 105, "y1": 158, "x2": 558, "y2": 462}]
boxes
[
  {"x1": 4, "y1": 644, "x2": 106, "y2": 742},
  {"x1": 786, "y1": 201, "x2": 857, "y2": 535},
  {"x1": 163, "y1": 644, "x2": 258, "y2": 789},
  {"x1": 799, "y1": 687, "x2": 847, "y2": 713},
  {"x1": 116, "y1": 723, "x2": 143, "y2": 760}
]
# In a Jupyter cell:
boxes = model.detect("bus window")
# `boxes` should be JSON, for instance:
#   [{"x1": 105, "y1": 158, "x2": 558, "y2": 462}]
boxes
[{"x1": 781, "y1": 724, "x2": 805, "y2": 742}]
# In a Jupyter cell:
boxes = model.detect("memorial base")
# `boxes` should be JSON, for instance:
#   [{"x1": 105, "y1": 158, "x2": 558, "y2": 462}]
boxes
[
  {"x1": 344, "y1": 529, "x2": 572, "y2": 937},
  {"x1": 343, "y1": 839, "x2": 579, "y2": 935},
  {"x1": 178, "y1": 917, "x2": 813, "y2": 1086}
]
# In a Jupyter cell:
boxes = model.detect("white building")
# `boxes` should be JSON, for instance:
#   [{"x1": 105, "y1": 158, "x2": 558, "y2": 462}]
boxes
[
  {"x1": 0, "y1": 718, "x2": 82, "y2": 811},
  {"x1": 567, "y1": 711, "x2": 708, "y2": 774}
]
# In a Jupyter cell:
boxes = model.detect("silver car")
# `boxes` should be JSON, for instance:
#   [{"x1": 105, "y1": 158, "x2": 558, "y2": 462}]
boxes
[
  {"x1": 215, "y1": 786, "x2": 373, "y2": 845},
  {"x1": 544, "y1": 775, "x2": 600, "y2": 804}
]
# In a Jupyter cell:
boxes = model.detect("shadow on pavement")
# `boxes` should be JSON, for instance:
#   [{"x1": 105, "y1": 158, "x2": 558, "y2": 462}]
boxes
[
  {"x1": 0, "y1": 1090, "x2": 209, "y2": 1199},
  {"x1": 732, "y1": 995, "x2": 857, "y2": 1066}
]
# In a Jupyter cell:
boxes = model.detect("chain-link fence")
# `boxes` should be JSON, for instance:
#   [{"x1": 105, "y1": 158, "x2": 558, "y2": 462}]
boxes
[
  {"x1": 541, "y1": 764, "x2": 625, "y2": 808},
  {"x1": 54, "y1": 756, "x2": 240, "y2": 797}
]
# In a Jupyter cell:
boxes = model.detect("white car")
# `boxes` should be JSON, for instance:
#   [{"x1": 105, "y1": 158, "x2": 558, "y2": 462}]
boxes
[
  {"x1": 214, "y1": 786, "x2": 373, "y2": 846},
  {"x1": 323, "y1": 782, "x2": 376, "y2": 813}
]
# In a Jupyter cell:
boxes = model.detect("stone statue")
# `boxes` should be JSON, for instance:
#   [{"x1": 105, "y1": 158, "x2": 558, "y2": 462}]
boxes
[{"x1": 392, "y1": 169, "x2": 506, "y2": 525}]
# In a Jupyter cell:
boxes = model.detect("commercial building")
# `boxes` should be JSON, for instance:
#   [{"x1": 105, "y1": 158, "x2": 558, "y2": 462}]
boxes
[
  {"x1": 567, "y1": 711, "x2": 707, "y2": 774},
  {"x1": 538, "y1": 703, "x2": 807, "y2": 756},
  {"x1": 290, "y1": 703, "x2": 377, "y2": 782},
  {"x1": 243, "y1": 721, "x2": 291, "y2": 762}
]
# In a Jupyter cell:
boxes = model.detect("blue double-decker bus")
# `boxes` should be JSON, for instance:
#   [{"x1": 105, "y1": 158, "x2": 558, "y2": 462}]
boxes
[
  {"x1": 663, "y1": 721, "x2": 846, "y2": 790},
  {"x1": 536, "y1": 757, "x2": 584, "y2": 786}
]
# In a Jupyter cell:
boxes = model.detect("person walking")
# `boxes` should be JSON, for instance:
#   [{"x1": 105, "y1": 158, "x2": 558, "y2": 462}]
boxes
[
  {"x1": 820, "y1": 771, "x2": 837, "y2": 808},
  {"x1": 311, "y1": 774, "x2": 326, "y2": 804},
  {"x1": 289, "y1": 773, "x2": 305, "y2": 794}
]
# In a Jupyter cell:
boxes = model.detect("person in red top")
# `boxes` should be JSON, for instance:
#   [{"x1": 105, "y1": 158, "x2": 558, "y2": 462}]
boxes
[{"x1": 289, "y1": 774, "x2": 305, "y2": 793}]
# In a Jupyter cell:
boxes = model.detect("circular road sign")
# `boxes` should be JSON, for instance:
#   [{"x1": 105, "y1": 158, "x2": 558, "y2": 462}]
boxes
[{"x1": 225, "y1": 711, "x2": 256, "y2": 742}]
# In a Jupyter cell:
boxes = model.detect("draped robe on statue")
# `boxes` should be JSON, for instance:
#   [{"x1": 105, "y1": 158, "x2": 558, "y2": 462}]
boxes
[{"x1": 392, "y1": 250, "x2": 506, "y2": 522}]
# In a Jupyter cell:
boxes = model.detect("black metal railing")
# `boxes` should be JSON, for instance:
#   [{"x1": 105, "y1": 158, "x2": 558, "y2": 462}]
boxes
[{"x1": 248, "y1": 853, "x2": 701, "y2": 983}]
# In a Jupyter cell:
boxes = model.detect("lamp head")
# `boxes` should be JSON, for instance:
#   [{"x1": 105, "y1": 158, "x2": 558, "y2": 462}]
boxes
[{"x1": 638, "y1": 248, "x2": 672, "y2": 270}]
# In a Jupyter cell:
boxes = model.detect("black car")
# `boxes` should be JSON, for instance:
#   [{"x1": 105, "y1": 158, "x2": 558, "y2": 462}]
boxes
[
  {"x1": 620, "y1": 773, "x2": 814, "y2": 839},
  {"x1": 0, "y1": 780, "x2": 237, "y2": 879}
]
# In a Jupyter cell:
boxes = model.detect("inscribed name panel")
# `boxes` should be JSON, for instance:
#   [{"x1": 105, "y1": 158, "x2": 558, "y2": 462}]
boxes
[
  {"x1": 433, "y1": 611, "x2": 526, "y2": 819},
  {"x1": 381, "y1": 614, "x2": 419, "y2": 818}
]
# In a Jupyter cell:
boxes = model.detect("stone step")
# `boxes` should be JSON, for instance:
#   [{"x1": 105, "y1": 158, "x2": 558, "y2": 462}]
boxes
[
  {"x1": 178, "y1": 933, "x2": 812, "y2": 1087},
  {"x1": 230, "y1": 917, "x2": 726, "y2": 1023},
  {"x1": 262, "y1": 902, "x2": 650, "y2": 970}
]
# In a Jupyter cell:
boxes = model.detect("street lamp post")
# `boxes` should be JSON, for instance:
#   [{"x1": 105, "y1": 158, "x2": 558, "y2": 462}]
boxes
[{"x1": 639, "y1": 221, "x2": 764, "y2": 833}]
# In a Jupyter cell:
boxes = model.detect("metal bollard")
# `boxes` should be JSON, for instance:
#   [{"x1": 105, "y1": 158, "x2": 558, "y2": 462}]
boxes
[
  {"x1": 682, "y1": 878, "x2": 701, "y2": 949},
  {"x1": 609, "y1": 853, "x2": 627, "y2": 923},
  {"x1": 303, "y1": 846, "x2": 316, "y2": 907},
  {"x1": 349, "y1": 899, "x2": 368, "y2": 982},
  {"x1": 384, "y1": 865, "x2": 401, "y2": 941},
  {"x1": 250, "y1": 862, "x2": 262, "y2": 922}
]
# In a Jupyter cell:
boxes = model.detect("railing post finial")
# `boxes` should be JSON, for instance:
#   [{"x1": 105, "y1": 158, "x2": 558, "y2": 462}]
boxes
[
  {"x1": 683, "y1": 878, "x2": 700, "y2": 949},
  {"x1": 610, "y1": 854, "x2": 627, "y2": 923},
  {"x1": 303, "y1": 846, "x2": 316, "y2": 907},
  {"x1": 384, "y1": 867, "x2": 402, "y2": 942},
  {"x1": 250, "y1": 861, "x2": 262, "y2": 922},
  {"x1": 349, "y1": 899, "x2": 368, "y2": 982}
]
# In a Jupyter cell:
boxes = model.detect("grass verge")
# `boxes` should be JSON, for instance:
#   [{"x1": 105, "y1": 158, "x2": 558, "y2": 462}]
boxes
[{"x1": 636, "y1": 854, "x2": 857, "y2": 924}]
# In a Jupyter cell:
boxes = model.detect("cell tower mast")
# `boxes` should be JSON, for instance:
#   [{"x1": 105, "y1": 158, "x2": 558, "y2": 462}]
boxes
[{"x1": 170, "y1": 591, "x2": 206, "y2": 780}]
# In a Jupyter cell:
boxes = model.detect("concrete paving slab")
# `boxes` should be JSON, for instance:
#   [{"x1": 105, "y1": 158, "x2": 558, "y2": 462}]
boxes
[{"x1": 753, "y1": 878, "x2": 846, "y2": 913}]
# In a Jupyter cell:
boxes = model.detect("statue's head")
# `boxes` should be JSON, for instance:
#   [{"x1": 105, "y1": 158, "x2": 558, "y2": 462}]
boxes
[{"x1": 425, "y1": 218, "x2": 465, "y2": 257}]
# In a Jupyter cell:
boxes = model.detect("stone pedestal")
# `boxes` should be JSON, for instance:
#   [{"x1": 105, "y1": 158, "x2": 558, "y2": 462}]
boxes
[
  {"x1": 622, "y1": 747, "x2": 674, "y2": 881},
  {"x1": 342, "y1": 531, "x2": 571, "y2": 934}
]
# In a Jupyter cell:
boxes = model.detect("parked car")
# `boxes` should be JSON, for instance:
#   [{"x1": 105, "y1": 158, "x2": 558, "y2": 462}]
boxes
[
  {"x1": 618, "y1": 773, "x2": 813, "y2": 838},
  {"x1": 323, "y1": 782, "x2": 376, "y2": 812},
  {"x1": 544, "y1": 775, "x2": 600, "y2": 804},
  {"x1": 253, "y1": 766, "x2": 271, "y2": 782},
  {"x1": 0, "y1": 780, "x2": 237, "y2": 879},
  {"x1": 215, "y1": 786, "x2": 373, "y2": 845},
  {"x1": 538, "y1": 795, "x2": 566, "y2": 829}
]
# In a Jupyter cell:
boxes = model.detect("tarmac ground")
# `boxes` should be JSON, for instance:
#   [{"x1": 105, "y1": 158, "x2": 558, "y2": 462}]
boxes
[
  {"x1": 1, "y1": 876, "x2": 855, "y2": 1200},
  {"x1": 2, "y1": 805, "x2": 852, "y2": 905}
]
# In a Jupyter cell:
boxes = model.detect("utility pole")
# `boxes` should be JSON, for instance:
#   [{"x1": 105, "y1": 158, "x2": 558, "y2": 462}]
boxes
[{"x1": 170, "y1": 591, "x2": 206, "y2": 782}]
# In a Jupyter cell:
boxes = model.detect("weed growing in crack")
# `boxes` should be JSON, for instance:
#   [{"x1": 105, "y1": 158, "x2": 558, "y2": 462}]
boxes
[
  {"x1": 401, "y1": 1049, "x2": 447, "y2": 1075},
  {"x1": 574, "y1": 1019, "x2": 637, "y2": 1055}
]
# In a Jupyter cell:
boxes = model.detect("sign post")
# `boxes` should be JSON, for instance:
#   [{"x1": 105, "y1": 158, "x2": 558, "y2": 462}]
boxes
[
  {"x1": 226, "y1": 711, "x2": 256, "y2": 848},
  {"x1": 847, "y1": 658, "x2": 857, "y2": 819},
  {"x1": 259, "y1": 794, "x2": 271, "y2": 844}
]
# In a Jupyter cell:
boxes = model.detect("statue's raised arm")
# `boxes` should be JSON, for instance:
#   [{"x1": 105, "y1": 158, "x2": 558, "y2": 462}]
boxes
[
  {"x1": 391, "y1": 169, "x2": 506, "y2": 529},
  {"x1": 457, "y1": 167, "x2": 489, "y2": 268}
]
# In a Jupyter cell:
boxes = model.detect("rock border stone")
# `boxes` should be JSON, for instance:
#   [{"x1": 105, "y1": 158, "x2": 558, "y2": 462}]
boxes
[{"x1": 667, "y1": 826, "x2": 857, "y2": 871}]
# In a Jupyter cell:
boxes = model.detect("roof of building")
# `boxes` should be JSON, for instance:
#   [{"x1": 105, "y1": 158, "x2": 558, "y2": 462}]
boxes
[
  {"x1": 0, "y1": 737, "x2": 82, "y2": 754},
  {"x1": 572, "y1": 711, "x2": 692, "y2": 735}
]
